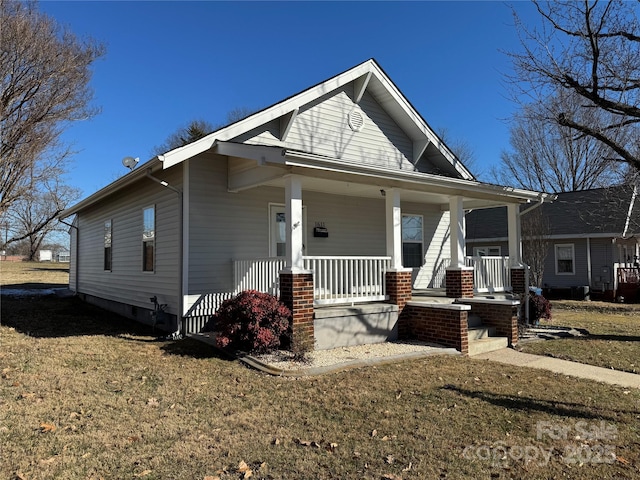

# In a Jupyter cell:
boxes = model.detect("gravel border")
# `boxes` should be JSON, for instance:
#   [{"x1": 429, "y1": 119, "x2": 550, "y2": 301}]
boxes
[{"x1": 243, "y1": 341, "x2": 460, "y2": 376}]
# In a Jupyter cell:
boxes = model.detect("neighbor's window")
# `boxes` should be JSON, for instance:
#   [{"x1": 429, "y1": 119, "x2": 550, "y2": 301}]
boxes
[
  {"x1": 555, "y1": 244, "x2": 575, "y2": 275},
  {"x1": 402, "y1": 214, "x2": 423, "y2": 268},
  {"x1": 142, "y1": 206, "x2": 155, "y2": 272},
  {"x1": 104, "y1": 220, "x2": 112, "y2": 271},
  {"x1": 473, "y1": 246, "x2": 501, "y2": 257}
]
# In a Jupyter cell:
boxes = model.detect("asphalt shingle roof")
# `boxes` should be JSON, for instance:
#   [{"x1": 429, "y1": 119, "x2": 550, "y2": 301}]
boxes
[{"x1": 466, "y1": 185, "x2": 639, "y2": 240}]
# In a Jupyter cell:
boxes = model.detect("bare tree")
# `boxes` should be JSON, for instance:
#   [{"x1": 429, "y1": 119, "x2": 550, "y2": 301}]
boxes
[
  {"x1": 153, "y1": 119, "x2": 215, "y2": 155},
  {"x1": 153, "y1": 107, "x2": 258, "y2": 156},
  {"x1": 4, "y1": 173, "x2": 80, "y2": 260},
  {"x1": 437, "y1": 127, "x2": 480, "y2": 178},
  {"x1": 0, "y1": 0, "x2": 104, "y2": 216},
  {"x1": 508, "y1": 0, "x2": 640, "y2": 173},
  {"x1": 493, "y1": 91, "x2": 626, "y2": 192},
  {"x1": 521, "y1": 207, "x2": 551, "y2": 287}
]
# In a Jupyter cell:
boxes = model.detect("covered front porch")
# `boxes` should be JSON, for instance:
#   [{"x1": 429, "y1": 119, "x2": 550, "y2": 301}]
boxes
[{"x1": 182, "y1": 143, "x2": 549, "y2": 352}]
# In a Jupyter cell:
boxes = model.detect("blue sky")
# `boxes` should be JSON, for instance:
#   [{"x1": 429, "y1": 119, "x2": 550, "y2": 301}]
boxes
[{"x1": 39, "y1": 0, "x2": 540, "y2": 198}]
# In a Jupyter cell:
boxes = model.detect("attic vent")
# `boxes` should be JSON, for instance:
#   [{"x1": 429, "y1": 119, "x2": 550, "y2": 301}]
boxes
[{"x1": 347, "y1": 109, "x2": 365, "y2": 132}]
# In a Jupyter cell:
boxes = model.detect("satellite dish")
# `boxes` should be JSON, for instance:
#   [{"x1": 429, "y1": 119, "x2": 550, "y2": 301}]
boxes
[{"x1": 122, "y1": 156, "x2": 139, "y2": 171}]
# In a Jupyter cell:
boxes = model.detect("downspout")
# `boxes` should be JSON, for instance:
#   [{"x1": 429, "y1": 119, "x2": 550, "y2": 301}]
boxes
[
  {"x1": 146, "y1": 168, "x2": 184, "y2": 337},
  {"x1": 518, "y1": 193, "x2": 556, "y2": 325},
  {"x1": 622, "y1": 185, "x2": 637, "y2": 240},
  {"x1": 520, "y1": 193, "x2": 552, "y2": 216}
]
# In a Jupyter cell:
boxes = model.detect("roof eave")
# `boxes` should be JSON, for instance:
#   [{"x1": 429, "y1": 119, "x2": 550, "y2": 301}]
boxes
[
  {"x1": 283, "y1": 149, "x2": 549, "y2": 204},
  {"x1": 59, "y1": 157, "x2": 163, "y2": 219}
]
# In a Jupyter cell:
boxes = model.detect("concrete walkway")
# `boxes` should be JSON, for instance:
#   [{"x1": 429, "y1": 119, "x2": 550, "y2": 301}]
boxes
[{"x1": 473, "y1": 348, "x2": 640, "y2": 389}]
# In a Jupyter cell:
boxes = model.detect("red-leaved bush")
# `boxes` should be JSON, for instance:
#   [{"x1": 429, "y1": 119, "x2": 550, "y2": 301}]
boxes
[
  {"x1": 212, "y1": 290, "x2": 291, "y2": 353},
  {"x1": 529, "y1": 292, "x2": 552, "y2": 324}
]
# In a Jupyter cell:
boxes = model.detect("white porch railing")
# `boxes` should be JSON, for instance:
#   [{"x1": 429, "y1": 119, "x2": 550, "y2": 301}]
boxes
[
  {"x1": 303, "y1": 256, "x2": 391, "y2": 305},
  {"x1": 466, "y1": 256, "x2": 511, "y2": 293},
  {"x1": 233, "y1": 256, "x2": 391, "y2": 305},
  {"x1": 183, "y1": 255, "x2": 511, "y2": 334},
  {"x1": 234, "y1": 257, "x2": 287, "y2": 297}
]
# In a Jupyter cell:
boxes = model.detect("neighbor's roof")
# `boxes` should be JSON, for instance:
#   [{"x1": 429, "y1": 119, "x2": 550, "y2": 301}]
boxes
[{"x1": 466, "y1": 185, "x2": 640, "y2": 241}]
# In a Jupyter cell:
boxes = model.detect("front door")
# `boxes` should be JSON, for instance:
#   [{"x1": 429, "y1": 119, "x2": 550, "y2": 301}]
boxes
[
  {"x1": 269, "y1": 204, "x2": 306, "y2": 258},
  {"x1": 270, "y1": 205, "x2": 287, "y2": 257}
]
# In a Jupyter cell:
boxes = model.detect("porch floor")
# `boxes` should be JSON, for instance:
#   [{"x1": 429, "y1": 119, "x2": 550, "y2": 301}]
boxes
[{"x1": 410, "y1": 288, "x2": 518, "y2": 303}]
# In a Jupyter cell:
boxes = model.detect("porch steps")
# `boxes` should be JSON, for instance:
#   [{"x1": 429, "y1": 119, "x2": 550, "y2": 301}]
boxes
[
  {"x1": 468, "y1": 325, "x2": 496, "y2": 341},
  {"x1": 468, "y1": 336, "x2": 509, "y2": 356},
  {"x1": 467, "y1": 314, "x2": 508, "y2": 356}
]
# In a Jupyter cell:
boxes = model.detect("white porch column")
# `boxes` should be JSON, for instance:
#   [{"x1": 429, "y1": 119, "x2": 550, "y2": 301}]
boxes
[
  {"x1": 385, "y1": 188, "x2": 403, "y2": 270},
  {"x1": 507, "y1": 203, "x2": 523, "y2": 267},
  {"x1": 285, "y1": 175, "x2": 304, "y2": 271},
  {"x1": 449, "y1": 195, "x2": 466, "y2": 268}
]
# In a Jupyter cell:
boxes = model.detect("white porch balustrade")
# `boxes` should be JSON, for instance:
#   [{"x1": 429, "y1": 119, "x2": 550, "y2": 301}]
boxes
[
  {"x1": 233, "y1": 256, "x2": 391, "y2": 305},
  {"x1": 303, "y1": 256, "x2": 391, "y2": 305},
  {"x1": 184, "y1": 255, "x2": 512, "y2": 334},
  {"x1": 465, "y1": 256, "x2": 511, "y2": 293}
]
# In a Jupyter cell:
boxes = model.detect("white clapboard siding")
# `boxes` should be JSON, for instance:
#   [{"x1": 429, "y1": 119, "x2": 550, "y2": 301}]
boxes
[{"x1": 76, "y1": 167, "x2": 182, "y2": 315}]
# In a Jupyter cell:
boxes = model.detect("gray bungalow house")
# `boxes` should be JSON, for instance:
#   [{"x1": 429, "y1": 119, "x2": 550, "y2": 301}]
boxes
[
  {"x1": 61, "y1": 59, "x2": 552, "y2": 354},
  {"x1": 466, "y1": 185, "x2": 640, "y2": 301}
]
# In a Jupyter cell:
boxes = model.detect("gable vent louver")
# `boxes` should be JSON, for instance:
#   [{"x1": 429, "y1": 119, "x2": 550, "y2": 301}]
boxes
[{"x1": 347, "y1": 109, "x2": 365, "y2": 132}]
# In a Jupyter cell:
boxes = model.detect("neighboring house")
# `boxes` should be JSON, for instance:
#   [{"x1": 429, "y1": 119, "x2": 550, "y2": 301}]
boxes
[
  {"x1": 466, "y1": 185, "x2": 640, "y2": 301},
  {"x1": 57, "y1": 249, "x2": 71, "y2": 263},
  {"x1": 60, "y1": 59, "x2": 551, "y2": 354},
  {"x1": 39, "y1": 250, "x2": 53, "y2": 262}
]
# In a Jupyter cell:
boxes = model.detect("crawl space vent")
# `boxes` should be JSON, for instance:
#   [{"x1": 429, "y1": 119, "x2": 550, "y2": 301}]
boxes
[{"x1": 347, "y1": 109, "x2": 365, "y2": 132}]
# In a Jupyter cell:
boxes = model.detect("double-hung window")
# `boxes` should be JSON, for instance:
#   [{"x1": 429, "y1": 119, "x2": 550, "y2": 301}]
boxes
[
  {"x1": 142, "y1": 206, "x2": 155, "y2": 272},
  {"x1": 555, "y1": 244, "x2": 575, "y2": 275},
  {"x1": 104, "y1": 220, "x2": 112, "y2": 271},
  {"x1": 402, "y1": 214, "x2": 423, "y2": 268}
]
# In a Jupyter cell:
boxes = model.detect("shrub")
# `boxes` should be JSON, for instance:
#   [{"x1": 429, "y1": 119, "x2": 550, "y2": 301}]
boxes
[
  {"x1": 212, "y1": 290, "x2": 291, "y2": 353},
  {"x1": 529, "y1": 292, "x2": 552, "y2": 324}
]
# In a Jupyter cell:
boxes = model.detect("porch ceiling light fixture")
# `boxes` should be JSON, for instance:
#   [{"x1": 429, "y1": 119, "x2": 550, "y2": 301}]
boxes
[{"x1": 380, "y1": 189, "x2": 386, "y2": 197}]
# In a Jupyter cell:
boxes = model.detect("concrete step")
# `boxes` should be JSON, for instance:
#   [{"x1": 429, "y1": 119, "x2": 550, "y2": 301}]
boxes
[
  {"x1": 468, "y1": 313, "x2": 483, "y2": 328},
  {"x1": 468, "y1": 336, "x2": 509, "y2": 356},
  {"x1": 468, "y1": 325, "x2": 497, "y2": 341}
]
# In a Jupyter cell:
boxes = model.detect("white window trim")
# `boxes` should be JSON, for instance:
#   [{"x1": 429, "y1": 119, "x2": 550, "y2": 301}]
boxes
[
  {"x1": 142, "y1": 205, "x2": 156, "y2": 273},
  {"x1": 104, "y1": 219, "x2": 112, "y2": 272},
  {"x1": 555, "y1": 243, "x2": 575, "y2": 276},
  {"x1": 402, "y1": 213, "x2": 424, "y2": 268}
]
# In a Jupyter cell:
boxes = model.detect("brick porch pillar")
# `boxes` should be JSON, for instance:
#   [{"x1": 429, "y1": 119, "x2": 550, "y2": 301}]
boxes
[
  {"x1": 510, "y1": 267, "x2": 527, "y2": 296},
  {"x1": 386, "y1": 269, "x2": 413, "y2": 311},
  {"x1": 446, "y1": 267, "x2": 474, "y2": 298},
  {"x1": 279, "y1": 272, "x2": 314, "y2": 353}
]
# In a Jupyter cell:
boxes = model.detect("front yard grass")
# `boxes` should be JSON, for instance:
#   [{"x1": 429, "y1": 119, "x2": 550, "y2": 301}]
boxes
[
  {"x1": 519, "y1": 300, "x2": 640, "y2": 374},
  {"x1": 1, "y1": 294, "x2": 639, "y2": 479}
]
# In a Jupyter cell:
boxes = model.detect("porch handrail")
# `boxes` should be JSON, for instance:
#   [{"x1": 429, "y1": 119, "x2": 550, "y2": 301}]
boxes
[
  {"x1": 233, "y1": 255, "x2": 391, "y2": 305},
  {"x1": 303, "y1": 256, "x2": 391, "y2": 305},
  {"x1": 234, "y1": 257, "x2": 287, "y2": 297},
  {"x1": 466, "y1": 255, "x2": 511, "y2": 293}
]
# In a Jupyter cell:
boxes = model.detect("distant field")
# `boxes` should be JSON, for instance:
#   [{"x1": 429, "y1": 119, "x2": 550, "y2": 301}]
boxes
[{"x1": 0, "y1": 261, "x2": 69, "y2": 289}]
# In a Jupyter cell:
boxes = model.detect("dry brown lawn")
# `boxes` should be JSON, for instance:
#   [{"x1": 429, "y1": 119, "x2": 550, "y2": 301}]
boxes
[
  {"x1": 1, "y1": 264, "x2": 639, "y2": 479},
  {"x1": 520, "y1": 300, "x2": 640, "y2": 374},
  {"x1": 1, "y1": 261, "x2": 69, "y2": 290}
]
